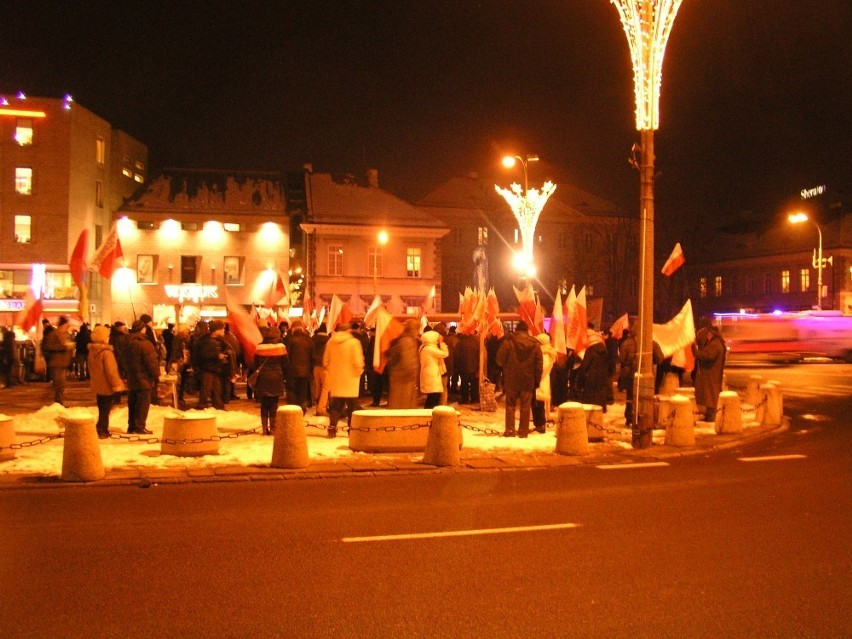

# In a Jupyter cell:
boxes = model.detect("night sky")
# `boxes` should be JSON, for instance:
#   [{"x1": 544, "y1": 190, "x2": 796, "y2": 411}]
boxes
[{"x1": 3, "y1": 1, "x2": 850, "y2": 241}]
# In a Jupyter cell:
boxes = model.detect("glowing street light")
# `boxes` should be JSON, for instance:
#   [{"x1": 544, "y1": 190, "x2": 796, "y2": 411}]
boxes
[
  {"x1": 788, "y1": 212, "x2": 832, "y2": 310},
  {"x1": 611, "y1": 0, "x2": 683, "y2": 449},
  {"x1": 496, "y1": 154, "x2": 554, "y2": 283},
  {"x1": 373, "y1": 229, "x2": 389, "y2": 296}
]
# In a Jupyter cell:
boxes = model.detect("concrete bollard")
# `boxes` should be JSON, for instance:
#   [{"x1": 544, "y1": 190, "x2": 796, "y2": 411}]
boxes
[
  {"x1": 57, "y1": 410, "x2": 105, "y2": 482},
  {"x1": 655, "y1": 395, "x2": 676, "y2": 430},
  {"x1": 745, "y1": 374, "x2": 763, "y2": 406},
  {"x1": 0, "y1": 414, "x2": 16, "y2": 462},
  {"x1": 582, "y1": 404, "x2": 605, "y2": 442},
  {"x1": 665, "y1": 395, "x2": 695, "y2": 447},
  {"x1": 555, "y1": 402, "x2": 588, "y2": 456},
  {"x1": 661, "y1": 372, "x2": 681, "y2": 395},
  {"x1": 760, "y1": 382, "x2": 783, "y2": 427},
  {"x1": 161, "y1": 412, "x2": 219, "y2": 457},
  {"x1": 715, "y1": 390, "x2": 743, "y2": 434},
  {"x1": 422, "y1": 406, "x2": 461, "y2": 467},
  {"x1": 270, "y1": 405, "x2": 310, "y2": 469}
]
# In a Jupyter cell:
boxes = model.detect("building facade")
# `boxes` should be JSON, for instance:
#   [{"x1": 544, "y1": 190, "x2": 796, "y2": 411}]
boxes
[{"x1": 0, "y1": 95, "x2": 147, "y2": 326}]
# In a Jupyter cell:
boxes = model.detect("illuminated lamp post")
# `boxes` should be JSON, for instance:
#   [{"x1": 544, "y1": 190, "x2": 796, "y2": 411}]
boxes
[
  {"x1": 788, "y1": 212, "x2": 831, "y2": 310},
  {"x1": 495, "y1": 155, "x2": 555, "y2": 286},
  {"x1": 611, "y1": 0, "x2": 683, "y2": 448},
  {"x1": 373, "y1": 229, "x2": 389, "y2": 296}
]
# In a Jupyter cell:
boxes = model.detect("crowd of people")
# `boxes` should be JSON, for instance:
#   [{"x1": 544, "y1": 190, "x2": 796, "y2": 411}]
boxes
[{"x1": 0, "y1": 312, "x2": 728, "y2": 441}]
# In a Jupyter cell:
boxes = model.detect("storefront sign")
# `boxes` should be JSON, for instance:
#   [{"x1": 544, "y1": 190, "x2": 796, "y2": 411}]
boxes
[
  {"x1": 0, "y1": 299, "x2": 26, "y2": 312},
  {"x1": 164, "y1": 284, "x2": 218, "y2": 304}
]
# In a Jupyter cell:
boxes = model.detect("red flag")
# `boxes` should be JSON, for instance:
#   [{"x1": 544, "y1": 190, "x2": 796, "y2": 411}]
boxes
[
  {"x1": 265, "y1": 270, "x2": 287, "y2": 308},
  {"x1": 69, "y1": 229, "x2": 89, "y2": 289},
  {"x1": 89, "y1": 223, "x2": 123, "y2": 279},
  {"x1": 513, "y1": 282, "x2": 537, "y2": 330},
  {"x1": 17, "y1": 292, "x2": 43, "y2": 332},
  {"x1": 374, "y1": 307, "x2": 405, "y2": 373},
  {"x1": 419, "y1": 285, "x2": 436, "y2": 318},
  {"x1": 652, "y1": 299, "x2": 696, "y2": 358},
  {"x1": 482, "y1": 288, "x2": 504, "y2": 338},
  {"x1": 566, "y1": 286, "x2": 588, "y2": 352},
  {"x1": 225, "y1": 291, "x2": 263, "y2": 366},
  {"x1": 661, "y1": 242, "x2": 685, "y2": 276},
  {"x1": 609, "y1": 313, "x2": 630, "y2": 340},
  {"x1": 550, "y1": 289, "x2": 566, "y2": 355},
  {"x1": 364, "y1": 295, "x2": 382, "y2": 328}
]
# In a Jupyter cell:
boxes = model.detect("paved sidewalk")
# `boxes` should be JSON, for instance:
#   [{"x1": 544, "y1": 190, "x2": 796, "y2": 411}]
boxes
[{"x1": 0, "y1": 379, "x2": 788, "y2": 490}]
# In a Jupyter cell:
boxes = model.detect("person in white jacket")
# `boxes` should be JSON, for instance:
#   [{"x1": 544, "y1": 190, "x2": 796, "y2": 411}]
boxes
[
  {"x1": 532, "y1": 333, "x2": 557, "y2": 433},
  {"x1": 419, "y1": 329, "x2": 449, "y2": 409},
  {"x1": 322, "y1": 324, "x2": 365, "y2": 438}
]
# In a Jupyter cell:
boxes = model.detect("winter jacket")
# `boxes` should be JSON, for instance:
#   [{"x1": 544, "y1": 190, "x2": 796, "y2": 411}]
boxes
[
  {"x1": 252, "y1": 342, "x2": 287, "y2": 398},
  {"x1": 88, "y1": 342, "x2": 125, "y2": 396},
  {"x1": 323, "y1": 330, "x2": 364, "y2": 398},
  {"x1": 453, "y1": 333, "x2": 480, "y2": 376},
  {"x1": 285, "y1": 329, "x2": 314, "y2": 378},
  {"x1": 419, "y1": 331, "x2": 448, "y2": 395},
  {"x1": 123, "y1": 331, "x2": 159, "y2": 391},
  {"x1": 386, "y1": 321, "x2": 421, "y2": 408},
  {"x1": 42, "y1": 324, "x2": 74, "y2": 369},
  {"x1": 692, "y1": 326, "x2": 726, "y2": 409},
  {"x1": 496, "y1": 330, "x2": 543, "y2": 393},
  {"x1": 577, "y1": 330, "x2": 610, "y2": 408},
  {"x1": 311, "y1": 331, "x2": 330, "y2": 368},
  {"x1": 194, "y1": 334, "x2": 229, "y2": 375}
]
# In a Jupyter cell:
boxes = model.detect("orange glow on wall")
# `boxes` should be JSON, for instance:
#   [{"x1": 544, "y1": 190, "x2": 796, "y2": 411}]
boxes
[{"x1": 0, "y1": 109, "x2": 47, "y2": 118}]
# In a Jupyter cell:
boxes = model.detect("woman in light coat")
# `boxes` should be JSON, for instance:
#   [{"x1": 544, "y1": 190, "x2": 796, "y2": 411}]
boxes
[
  {"x1": 532, "y1": 333, "x2": 557, "y2": 433},
  {"x1": 323, "y1": 326, "x2": 364, "y2": 437},
  {"x1": 87, "y1": 324, "x2": 125, "y2": 438},
  {"x1": 419, "y1": 330, "x2": 448, "y2": 409}
]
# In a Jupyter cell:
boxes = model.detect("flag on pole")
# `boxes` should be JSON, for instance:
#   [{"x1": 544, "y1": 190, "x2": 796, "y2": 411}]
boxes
[
  {"x1": 512, "y1": 282, "x2": 537, "y2": 331},
  {"x1": 373, "y1": 306, "x2": 404, "y2": 373},
  {"x1": 652, "y1": 299, "x2": 696, "y2": 358},
  {"x1": 364, "y1": 295, "x2": 383, "y2": 328},
  {"x1": 566, "y1": 286, "x2": 588, "y2": 352},
  {"x1": 481, "y1": 288, "x2": 504, "y2": 338},
  {"x1": 419, "y1": 285, "x2": 436, "y2": 318},
  {"x1": 550, "y1": 289, "x2": 567, "y2": 355},
  {"x1": 265, "y1": 270, "x2": 287, "y2": 308},
  {"x1": 224, "y1": 290, "x2": 263, "y2": 366},
  {"x1": 609, "y1": 313, "x2": 630, "y2": 340},
  {"x1": 89, "y1": 223, "x2": 123, "y2": 279},
  {"x1": 17, "y1": 290, "x2": 43, "y2": 332},
  {"x1": 661, "y1": 242, "x2": 685, "y2": 276},
  {"x1": 69, "y1": 229, "x2": 89, "y2": 289}
]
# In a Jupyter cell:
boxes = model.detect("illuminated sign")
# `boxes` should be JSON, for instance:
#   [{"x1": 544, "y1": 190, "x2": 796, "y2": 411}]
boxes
[
  {"x1": 0, "y1": 108, "x2": 47, "y2": 118},
  {"x1": 164, "y1": 284, "x2": 218, "y2": 303},
  {"x1": 800, "y1": 185, "x2": 826, "y2": 199},
  {"x1": 0, "y1": 299, "x2": 26, "y2": 312}
]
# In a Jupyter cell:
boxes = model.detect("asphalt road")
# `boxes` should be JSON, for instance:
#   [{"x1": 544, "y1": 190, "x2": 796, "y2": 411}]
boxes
[{"x1": 2, "y1": 364, "x2": 850, "y2": 638}]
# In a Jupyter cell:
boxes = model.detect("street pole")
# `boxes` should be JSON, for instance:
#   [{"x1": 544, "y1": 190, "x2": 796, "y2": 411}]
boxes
[{"x1": 814, "y1": 223, "x2": 823, "y2": 310}]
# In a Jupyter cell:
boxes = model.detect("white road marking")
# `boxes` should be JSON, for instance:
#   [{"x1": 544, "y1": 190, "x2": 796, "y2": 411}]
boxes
[
  {"x1": 595, "y1": 462, "x2": 670, "y2": 470},
  {"x1": 737, "y1": 454, "x2": 807, "y2": 462},
  {"x1": 342, "y1": 522, "x2": 580, "y2": 543}
]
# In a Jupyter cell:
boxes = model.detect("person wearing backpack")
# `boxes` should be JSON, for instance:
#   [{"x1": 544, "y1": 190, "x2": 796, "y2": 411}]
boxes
[{"x1": 496, "y1": 320, "x2": 543, "y2": 438}]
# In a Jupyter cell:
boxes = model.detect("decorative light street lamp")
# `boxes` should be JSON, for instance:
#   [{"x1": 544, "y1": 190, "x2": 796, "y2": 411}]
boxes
[
  {"x1": 373, "y1": 229, "x2": 389, "y2": 296},
  {"x1": 495, "y1": 154, "x2": 555, "y2": 284},
  {"x1": 611, "y1": 0, "x2": 683, "y2": 448},
  {"x1": 788, "y1": 212, "x2": 832, "y2": 310}
]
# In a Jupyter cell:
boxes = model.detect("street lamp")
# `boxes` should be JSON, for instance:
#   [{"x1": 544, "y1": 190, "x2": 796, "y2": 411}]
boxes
[
  {"x1": 496, "y1": 154, "x2": 554, "y2": 285},
  {"x1": 373, "y1": 229, "x2": 388, "y2": 296},
  {"x1": 788, "y1": 212, "x2": 831, "y2": 310},
  {"x1": 611, "y1": 0, "x2": 683, "y2": 449}
]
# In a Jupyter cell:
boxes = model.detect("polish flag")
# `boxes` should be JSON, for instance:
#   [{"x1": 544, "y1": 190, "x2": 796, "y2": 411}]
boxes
[
  {"x1": 327, "y1": 294, "x2": 353, "y2": 330},
  {"x1": 566, "y1": 286, "x2": 588, "y2": 353},
  {"x1": 17, "y1": 290, "x2": 44, "y2": 332},
  {"x1": 609, "y1": 313, "x2": 630, "y2": 340},
  {"x1": 661, "y1": 242, "x2": 686, "y2": 277},
  {"x1": 364, "y1": 295, "x2": 383, "y2": 328},
  {"x1": 373, "y1": 306, "x2": 405, "y2": 373},
  {"x1": 550, "y1": 289, "x2": 567, "y2": 355},
  {"x1": 512, "y1": 282, "x2": 537, "y2": 330},
  {"x1": 89, "y1": 223, "x2": 123, "y2": 279},
  {"x1": 482, "y1": 288, "x2": 504, "y2": 339},
  {"x1": 68, "y1": 229, "x2": 89, "y2": 289},
  {"x1": 419, "y1": 285, "x2": 436, "y2": 318},
  {"x1": 653, "y1": 299, "x2": 696, "y2": 358},
  {"x1": 225, "y1": 291, "x2": 263, "y2": 365},
  {"x1": 265, "y1": 270, "x2": 287, "y2": 308}
]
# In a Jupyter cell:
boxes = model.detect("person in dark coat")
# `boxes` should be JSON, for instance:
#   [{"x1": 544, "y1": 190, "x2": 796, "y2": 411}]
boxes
[
  {"x1": 109, "y1": 321, "x2": 129, "y2": 380},
  {"x1": 496, "y1": 321, "x2": 543, "y2": 438},
  {"x1": 161, "y1": 323, "x2": 176, "y2": 365},
  {"x1": 312, "y1": 324, "x2": 330, "y2": 415},
  {"x1": 386, "y1": 319, "x2": 420, "y2": 408},
  {"x1": 42, "y1": 316, "x2": 74, "y2": 405},
  {"x1": 444, "y1": 325, "x2": 459, "y2": 395},
  {"x1": 485, "y1": 333, "x2": 503, "y2": 393},
  {"x1": 366, "y1": 328, "x2": 387, "y2": 407},
  {"x1": 194, "y1": 320, "x2": 230, "y2": 410},
  {"x1": 454, "y1": 331, "x2": 480, "y2": 404},
  {"x1": 1, "y1": 327, "x2": 22, "y2": 388},
  {"x1": 618, "y1": 329, "x2": 638, "y2": 427},
  {"x1": 124, "y1": 320, "x2": 159, "y2": 434},
  {"x1": 73, "y1": 322, "x2": 91, "y2": 380},
  {"x1": 576, "y1": 327, "x2": 611, "y2": 412},
  {"x1": 253, "y1": 327, "x2": 288, "y2": 435},
  {"x1": 284, "y1": 319, "x2": 313, "y2": 413},
  {"x1": 692, "y1": 318, "x2": 727, "y2": 421}
]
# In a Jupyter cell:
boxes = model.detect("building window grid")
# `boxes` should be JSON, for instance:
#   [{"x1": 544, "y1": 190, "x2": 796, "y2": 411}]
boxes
[
  {"x1": 368, "y1": 247, "x2": 383, "y2": 277},
  {"x1": 714, "y1": 275, "x2": 722, "y2": 298},
  {"x1": 14, "y1": 215, "x2": 32, "y2": 243},
  {"x1": 800, "y1": 268, "x2": 810, "y2": 292},
  {"x1": 699, "y1": 277, "x2": 707, "y2": 298},
  {"x1": 781, "y1": 269, "x2": 790, "y2": 294},
  {"x1": 15, "y1": 167, "x2": 33, "y2": 195},
  {"x1": 328, "y1": 245, "x2": 343, "y2": 276},
  {"x1": 96, "y1": 137, "x2": 105, "y2": 164},
  {"x1": 15, "y1": 118, "x2": 33, "y2": 146},
  {"x1": 477, "y1": 226, "x2": 488, "y2": 246},
  {"x1": 406, "y1": 248, "x2": 421, "y2": 278}
]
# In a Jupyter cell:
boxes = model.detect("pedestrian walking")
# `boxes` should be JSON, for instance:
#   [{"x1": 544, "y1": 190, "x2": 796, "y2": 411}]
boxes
[
  {"x1": 496, "y1": 321, "x2": 542, "y2": 438},
  {"x1": 252, "y1": 327, "x2": 288, "y2": 435},
  {"x1": 419, "y1": 329, "x2": 448, "y2": 409},
  {"x1": 692, "y1": 317, "x2": 727, "y2": 421},
  {"x1": 124, "y1": 320, "x2": 159, "y2": 434},
  {"x1": 323, "y1": 325, "x2": 364, "y2": 438},
  {"x1": 87, "y1": 325, "x2": 125, "y2": 438}
]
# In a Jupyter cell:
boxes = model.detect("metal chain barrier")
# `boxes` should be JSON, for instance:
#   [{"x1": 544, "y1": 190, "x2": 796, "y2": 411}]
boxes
[
  {"x1": 109, "y1": 425, "x2": 260, "y2": 446},
  {"x1": 0, "y1": 432, "x2": 64, "y2": 452}
]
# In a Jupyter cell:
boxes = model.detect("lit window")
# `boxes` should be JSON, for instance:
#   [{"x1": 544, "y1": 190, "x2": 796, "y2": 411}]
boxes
[
  {"x1": 699, "y1": 277, "x2": 707, "y2": 298},
  {"x1": 781, "y1": 269, "x2": 790, "y2": 294},
  {"x1": 15, "y1": 118, "x2": 33, "y2": 145},
  {"x1": 96, "y1": 137, "x2": 105, "y2": 164},
  {"x1": 328, "y1": 245, "x2": 343, "y2": 276},
  {"x1": 14, "y1": 215, "x2": 31, "y2": 243},
  {"x1": 135, "y1": 160, "x2": 144, "y2": 170},
  {"x1": 714, "y1": 275, "x2": 722, "y2": 297},
  {"x1": 96, "y1": 180, "x2": 104, "y2": 208},
  {"x1": 134, "y1": 173, "x2": 144, "y2": 184},
  {"x1": 368, "y1": 247, "x2": 383, "y2": 277},
  {"x1": 122, "y1": 168, "x2": 133, "y2": 178},
  {"x1": 406, "y1": 248, "x2": 421, "y2": 278},
  {"x1": 477, "y1": 226, "x2": 489, "y2": 246},
  {"x1": 799, "y1": 268, "x2": 810, "y2": 292},
  {"x1": 223, "y1": 222, "x2": 240, "y2": 232},
  {"x1": 15, "y1": 167, "x2": 33, "y2": 194}
]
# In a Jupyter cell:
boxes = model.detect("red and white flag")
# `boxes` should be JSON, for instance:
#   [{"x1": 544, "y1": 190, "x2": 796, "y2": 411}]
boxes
[
  {"x1": 513, "y1": 282, "x2": 537, "y2": 331},
  {"x1": 327, "y1": 294, "x2": 353, "y2": 330},
  {"x1": 566, "y1": 286, "x2": 588, "y2": 353},
  {"x1": 364, "y1": 295, "x2": 383, "y2": 328},
  {"x1": 609, "y1": 313, "x2": 630, "y2": 340},
  {"x1": 661, "y1": 242, "x2": 685, "y2": 277},
  {"x1": 68, "y1": 229, "x2": 89, "y2": 289},
  {"x1": 224, "y1": 290, "x2": 263, "y2": 366},
  {"x1": 89, "y1": 223, "x2": 123, "y2": 279},
  {"x1": 373, "y1": 306, "x2": 405, "y2": 373},
  {"x1": 481, "y1": 288, "x2": 504, "y2": 339},
  {"x1": 265, "y1": 270, "x2": 287, "y2": 308},
  {"x1": 419, "y1": 285, "x2": 436, "y2": 318},
  {"x1": 653, "y1": 299, "x2": 696, "y2": 358},
  {"x1": 550, "y1": 289, "x2": 567, "y2": 355},
  {"x1": 17, "y1": 289, "x2": 43, "y2": 332}
]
